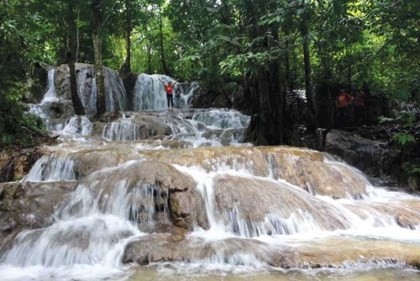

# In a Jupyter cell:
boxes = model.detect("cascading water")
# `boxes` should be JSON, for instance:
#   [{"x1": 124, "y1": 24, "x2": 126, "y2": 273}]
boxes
[
  {"x1": 132, "y1": 73, "x2": 198, "y2": 111},
  {"x1": 75, "y1": 65, "x2": 128, "y2": 117},
  {"x1": 2, "y1": 69, "x2": 420, "y2": 281},
  {"x1": 133, "y1": 74, "x2": 169, "y2": 111},
  {"x1": 40, "y1": 68, "x2": 58, "y2": 104}
]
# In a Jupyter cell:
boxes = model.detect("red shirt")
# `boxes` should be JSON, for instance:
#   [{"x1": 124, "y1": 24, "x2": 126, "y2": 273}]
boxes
[
  {"x1": 337, "y1": 93, "x2": 353, "y2": 108},
  {"x1": 164, "y1": 84, "x2": 174, "y2": 95}
]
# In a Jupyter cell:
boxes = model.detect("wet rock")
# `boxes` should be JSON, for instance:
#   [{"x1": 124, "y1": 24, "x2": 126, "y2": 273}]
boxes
[
  {"x1": 0, "y1": 148, "x2": 43, "y2": 182},
  {"x1": 291, "y1": 237, "x2": 420, "y2": 269},
  {"x1": 122, "y1": 234, "x2": 420, "y2": 269},
  {"x1": 0, "y1": 181, "x2": 78, "y2": 248},
  {"x1": 213, "y1": 175, "x2": 349, "y2": 234},
  {"x1": 325, "y1": 129, "x2": 400, "y2": 185},
  {"x1": 141, "y1": 146, "x2": 367, "y2": 198},
  {"x1": 55, "y1": 63, "x2": 127, "y2": 118},
  {"x1": 122, "y1": 234, "x2": 271, "y2": 265},
  {"x1": 80, "y1": 160, "x2": 209, "y2": 231}
]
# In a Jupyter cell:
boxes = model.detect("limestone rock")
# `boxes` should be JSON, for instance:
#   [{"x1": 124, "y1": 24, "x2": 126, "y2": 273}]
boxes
[
  {"x1": 0, "y1": 148, "x2": 43, "y2": 182},
  {"x1": 122, "y1": 234, "x2": 420, "y2": 269},
  {"x1": 325, "y1": 129, "x2": 400, "y2": 183},
  {"x1": 0, "y1": 181, "x2": 78, "y2": 249},
  {"x1": 80, "y1": 160, "x2": 209, "y2": 232}
]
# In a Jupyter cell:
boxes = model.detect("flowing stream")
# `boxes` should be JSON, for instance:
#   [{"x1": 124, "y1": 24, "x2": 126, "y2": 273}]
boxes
[{"x1": 0, "y1": 67, "x2": 419, "y2": 281}]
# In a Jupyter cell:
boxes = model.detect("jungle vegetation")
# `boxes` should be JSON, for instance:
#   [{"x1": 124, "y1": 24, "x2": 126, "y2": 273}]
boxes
[{"x1": 0, "y1": 0, "x2": 418, "y2": 148}]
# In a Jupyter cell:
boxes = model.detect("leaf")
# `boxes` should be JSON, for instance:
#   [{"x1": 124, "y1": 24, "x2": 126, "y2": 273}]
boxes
[
  {"x1": 392, "y1": 133, "x2": 415, "y2": 146},
  {"x1": 297, "y1": 8, "x2": 305, "y2": 16}
]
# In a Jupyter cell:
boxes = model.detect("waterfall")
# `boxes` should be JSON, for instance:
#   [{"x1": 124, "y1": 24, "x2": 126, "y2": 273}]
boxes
[
  {"x1": 5, "y1": 67, "x2": 420, "y2": 281},
  {"x1": 24, "y1": 155, "x2": 77, "y2": 182},
  {"x1": 133, "y1": 74, "x2": 169, "y2": 111},
  {"x1": 40, "y1": 68, "x2": 58, "y2": 104},
  {"x1": 76, "y1": 66, "x2": 128, "y2": 117},
  {"x1": 132, "y1": 74, "x2": 198, "y2": 111},
  {"x1": 104, "y1": 68, "x2": 128, "y2": 112},
  {"x1": 102, "y1": 117, "x2": 144, "y2": 141}
]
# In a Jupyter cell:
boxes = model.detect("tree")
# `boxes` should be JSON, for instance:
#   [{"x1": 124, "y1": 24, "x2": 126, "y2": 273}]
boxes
[
  {"x1": 91, "y1": 0, "x2": 106, "y2": 117},
  {"x1": 67, "y1": 0, "x2": 86, "y2": 116},
  {"x1": 296, "y1": 0, "x2": 317, "y2": 132},
  {"x1": 0, "y1": 0, "x2": 47, "y2": 148}
]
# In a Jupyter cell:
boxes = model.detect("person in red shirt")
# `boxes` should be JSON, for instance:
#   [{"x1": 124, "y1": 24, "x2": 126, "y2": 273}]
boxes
[
  {"x1": 335, "y1": 89, "x2": 353, "y2": 127},
  {"x1": 162, "y1": 80, "x2": 178, "y2": 110}
]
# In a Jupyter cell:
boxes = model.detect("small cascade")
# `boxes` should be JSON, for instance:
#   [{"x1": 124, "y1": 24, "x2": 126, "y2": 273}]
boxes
[
  {"x1": 133, "y1": 74, "x2": 198, "y2": 111},
  {"x1": 76, "y1": 65, "x2": 128, "y2": 117},
  {"x1": 104, "y1": 68, "x2": 128, "y2": 113},
  {"x1": 40, "y1": 68, "x2": 58, "y2": 104},
  {"x1": 191, "y1": 109, "x2": 250, "y2": 130},
  {"x1": 61, "y1": 115, "x2": 93, "y2": 136},
  {"x1": 1, "y1": 178, "x2": 142, "y2": 268},
  {"x1": 102, "y1": 117, "x2": 144, "y2": 141},
  {"x1": 25, "y1": 155, "x2": 77, "y2": 182},
  {"x1": 59, "y1": 161, "x2": 172, "y2": 232},
  {"x1": 133, "y1": 74, "x2": 170, "y2": 111},
  {"x1": 168, "y1": 109, "x2": 251, "y2": 147},
  {"x1": 175, "y1": 81, "x2": 199, "y2": 109},
  {"x1": 177, "y1": 167, "x2": 348, "y2": 238},
  {"x1": 1, "y1": 214, "x2": 139, "y2": 267},
  {"x1": 1, "y1": 161, "x2": 169, "y2": 269}
]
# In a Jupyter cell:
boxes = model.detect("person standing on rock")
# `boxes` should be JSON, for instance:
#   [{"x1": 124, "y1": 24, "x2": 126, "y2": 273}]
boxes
[{"x1": 161, "y1": 80, "x2": 177, "y2": 110}]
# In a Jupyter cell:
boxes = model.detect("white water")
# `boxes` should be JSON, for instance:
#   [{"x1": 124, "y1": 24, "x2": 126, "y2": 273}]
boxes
[
  {"x1": 40, "y1": 68, "x2": 59, "y2": 104},
  {"x1": 4, "y1": 69, "x2": 420, "y2": 281},
  {"x1": 133, "y1": 74, "x2": 198, "y2": 111}
]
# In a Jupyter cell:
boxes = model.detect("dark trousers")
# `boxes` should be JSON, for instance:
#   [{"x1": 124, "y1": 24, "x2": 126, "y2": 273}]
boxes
[
  {"x1": 354, "y1": 106, "x2": 366, "y2": 125},
  {"x1": 166, "y1": 94, "x2": 174, "y2": 108},
  {"x1": 336, "y1": 107, "x2": 349, "y2": 127}
]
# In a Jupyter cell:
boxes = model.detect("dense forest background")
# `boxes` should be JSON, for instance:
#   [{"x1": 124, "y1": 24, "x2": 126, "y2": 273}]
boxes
[{"x1": 0, "y1": 0, "x2": 419, "y2": 147}]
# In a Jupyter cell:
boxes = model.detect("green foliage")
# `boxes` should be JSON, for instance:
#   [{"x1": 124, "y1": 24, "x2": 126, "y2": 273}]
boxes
[
  {"x1": 0, "y1": 93, "x2": 47, "y2": 149},
  {"x1": 392, "y1": 133, "x2": 416, "y2": 146},
  {"x1": 0, "y1": 0, "x2": 48, "y2": 149},
  {"x1": 402, "y1": 162, "x2": 420, "y2": 176}
]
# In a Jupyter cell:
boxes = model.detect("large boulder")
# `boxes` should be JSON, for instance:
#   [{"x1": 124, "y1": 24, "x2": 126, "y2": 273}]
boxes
[
  {"x1": 0, "y1": 181, "x2": 78, "y2": 249},
  {"x1": 77, "y1": 160, "x2": 209, "y2": 232},
  {"x1": 325, "y1": 129, "x2": 400, "y2": 185},
  {"x1": 213, "y1": 174, "x2": 349, "y2": 236},
  {"x1": 141, "y1": 146, "x2": 368, "y2": 198}
]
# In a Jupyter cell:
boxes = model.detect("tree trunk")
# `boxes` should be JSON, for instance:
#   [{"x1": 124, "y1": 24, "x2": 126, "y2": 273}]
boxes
[
  {"x1": 123, "y1": 0, "x2": 132, "y2": 73},
  {"x1": 252, "y1": 62, "x2": 283, "y2": 145},
  {"x1": 242, "y1": 1, "x2": 284, "y2": 145},
  {"x1": 158, "y1": 7, "x2": 170, "y2": 76},
  {"x1": 246, "y1": 28, "x2": 284, "y2": 145},
  {"x1": 76, "y1": 8, "x2": 80, "y2": 62},
  {"x1": 346, "y1": 46, "x2": 352, "y2": 91},
  {"x1": 124, "y1": 29, "x2": 132, "y2": 73},
  {"x1": 67, "y1": 2, "x2": 85, "y2": 116},
  {"x1": 299, "y1": 7, "x2": 317, "y2": 132},
  {"x1": 92, "y1": 0, "x2": 106, "y2": 117},
  {"x1": 147, "y1": 44, "x2": 152, "y2": 74}
]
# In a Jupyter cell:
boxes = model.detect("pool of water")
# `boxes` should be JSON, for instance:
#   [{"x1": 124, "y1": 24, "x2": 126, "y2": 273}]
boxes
[{"x1": 128, "y1": 266, "x2": 420, "y2": 281}]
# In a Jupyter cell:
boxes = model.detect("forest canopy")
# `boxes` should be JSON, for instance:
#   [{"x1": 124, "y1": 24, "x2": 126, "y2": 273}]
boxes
[{"x1": 0, "y1": 0, "x2": 419, "y2": 146}]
